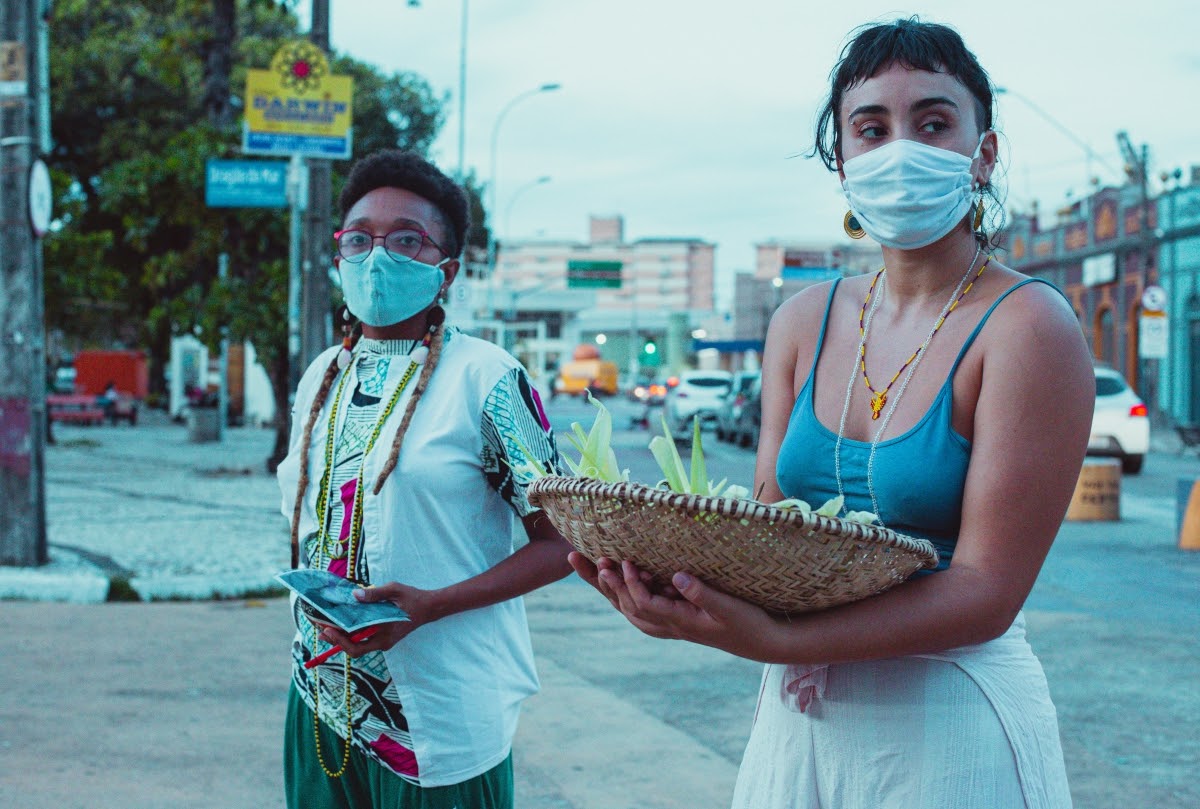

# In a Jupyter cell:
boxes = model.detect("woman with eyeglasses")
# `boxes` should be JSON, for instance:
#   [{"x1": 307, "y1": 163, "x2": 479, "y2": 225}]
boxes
[
  {"x1": 570, "y1": 18, "x2": 1091, "y2": 808},
  {"x1": 276, "y1": 149, "x2": 573, "y2": 809}
]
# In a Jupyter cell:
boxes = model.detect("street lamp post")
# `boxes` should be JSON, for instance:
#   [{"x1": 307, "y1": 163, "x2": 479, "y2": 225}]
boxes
[
  {"x1": 406, "y1": 0, "x2": 470, "y2": 181},
  {"x1": 504, "y1": 175, "x2": 551, "y2": 237},
  {"x1": 455, "y1": 0, "x2": 468, "y2": 179},
  {"x1": 995, "y1": 87, "x2": 1122, "y2": 184},
  {"x1": 487, "y1": 83, "x2": 561, "y2": 272}
]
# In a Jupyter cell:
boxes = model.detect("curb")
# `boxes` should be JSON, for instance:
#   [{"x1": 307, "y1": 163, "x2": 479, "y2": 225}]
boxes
[
  {"x1": 0, "y1": 547, "x2": 110, "y2": 603},
  {"x1": 0, "y1": 548, "x2": 285, "y2": 604}
]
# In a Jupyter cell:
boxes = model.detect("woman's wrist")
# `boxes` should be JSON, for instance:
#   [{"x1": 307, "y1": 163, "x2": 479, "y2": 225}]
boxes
[{"x1": 423, "y1": 586, "x2": 454, "y2": 623}]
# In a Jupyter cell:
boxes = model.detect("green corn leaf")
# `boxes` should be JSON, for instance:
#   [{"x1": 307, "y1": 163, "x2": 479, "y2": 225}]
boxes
[
  {"x1": 582, "y1": 392, "x2": 612, "y2": 470},
  {"x1": 689, "y1": 416, "x2": 707, "y2": 496},
  {"x1": 555, "y1": 394, "x2": 629, "y2": 483},
  {"x1": 649, "y1": 413, "x2": 691, "y2": 493},
  {"x1": 815, "y1": 495, "x2": 844, "y2": 517},
  {"x1": 772, "y1": 498, "x2": 813, "y2": 514},
  {"x1": 503, "y1": 432, "x2": 550, "y2": 480}
]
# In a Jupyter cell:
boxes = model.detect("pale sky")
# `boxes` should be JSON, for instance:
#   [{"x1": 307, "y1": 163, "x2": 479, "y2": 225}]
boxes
[{"x1": 294, "y1": 0, "x2": 1198, "y2": 305}]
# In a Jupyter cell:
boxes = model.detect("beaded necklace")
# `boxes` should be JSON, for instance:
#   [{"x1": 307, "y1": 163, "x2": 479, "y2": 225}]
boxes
[
  {"x1": 308, "y1": 341, "x2": 422, "y2": 779},
  {"x1": 857, "y1": 253, "x2": 990, "y2": 420},
  {"x1": 311, "y1": 358, "x2": 419, "y2": 569},
  {"x1": 834, "y1": 247, "x2": 987, "y2": 524}
]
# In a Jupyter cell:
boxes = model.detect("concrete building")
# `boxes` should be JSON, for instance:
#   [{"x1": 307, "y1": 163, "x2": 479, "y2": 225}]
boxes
[
  {"x1": 705, "y1": 241, "x2": 883, "y2": 370},
  {"x1": 487, "y1": 215, "x2": 717, "y2": 386}
]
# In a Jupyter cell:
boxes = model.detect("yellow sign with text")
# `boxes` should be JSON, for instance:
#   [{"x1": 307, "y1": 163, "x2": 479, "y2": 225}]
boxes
[{"x1": 242, "y1": 41, "x2": 354, "y2": 159}]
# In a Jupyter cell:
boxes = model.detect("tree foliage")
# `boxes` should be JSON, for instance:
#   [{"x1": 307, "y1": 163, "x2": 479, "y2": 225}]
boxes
[{"x1": 44, "y1": 0, "x2": 479, "y2": 460}]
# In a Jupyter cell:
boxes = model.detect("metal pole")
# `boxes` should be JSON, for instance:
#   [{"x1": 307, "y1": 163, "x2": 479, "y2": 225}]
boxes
[
  {"x1": 628, "y1": 291, "x2": 640, "y2": 388},
  {"x1": 287, "y1": 154, "x2": 306, "y2": 393},
  {"x1": 487, "y1": 85, "x2": 559, "y2": 275},
  {"x1": 301, "y1": 0, "x2": 332, "y2": 373},
  {"x1": 0, "y1": 0, "x2": 47, "y2": 566},
  {"x1": 217, "y1": 252, "x2": 229, "y2": 442},
  {"x1": 456, "y1": 0, "x2": 468, "y2": 180},
  {"x1": 33, "y1": 0, "x2": 47, "y2": 154}
]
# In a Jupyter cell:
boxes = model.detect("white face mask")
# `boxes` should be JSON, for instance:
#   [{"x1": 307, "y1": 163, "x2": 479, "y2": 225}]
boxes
[
  {"x1": 841, "y1": 134, "x2": 986, "y2": 250},
  {"x1": 338, "y1": 247, "x2": 447, "y2": 328}
]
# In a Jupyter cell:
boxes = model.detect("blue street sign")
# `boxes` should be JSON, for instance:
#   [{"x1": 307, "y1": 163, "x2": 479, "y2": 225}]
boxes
[{"x1": 205, "y1": 159, "x2": 289, "y2": 208}]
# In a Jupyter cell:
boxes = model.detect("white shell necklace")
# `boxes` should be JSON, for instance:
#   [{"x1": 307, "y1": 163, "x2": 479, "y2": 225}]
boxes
[{"x1": 833, "y1": 245, "x2": 983, "y2": 525}]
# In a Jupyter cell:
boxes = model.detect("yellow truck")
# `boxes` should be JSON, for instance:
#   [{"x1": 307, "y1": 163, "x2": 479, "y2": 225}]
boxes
[{"x1": 556, "y1": 358, "x2": 620, "y2": 396}]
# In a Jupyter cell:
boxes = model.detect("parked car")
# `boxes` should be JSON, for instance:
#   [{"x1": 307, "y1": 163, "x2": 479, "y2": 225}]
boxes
[
  {"x1": 1089, "y1": 364, "x2": 1149, "y2": 474},
  {"x1": 715, "y1": 371, "x2": 760, "y2": 442},
  {"x1": 664, "y1": 370, "x2": 733, "y2": 437},
  {"x1": 629, "y1": 380, "x2": 669, "y2": 405},
  {"x1": 731, "y1": 374, "x2": 763, "y2": 449}
]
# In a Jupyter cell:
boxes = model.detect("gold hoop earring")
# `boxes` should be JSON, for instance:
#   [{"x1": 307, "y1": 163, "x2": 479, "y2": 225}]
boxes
[{"x1": 844, "y1": 211, "x2": 865, "y2": 240}]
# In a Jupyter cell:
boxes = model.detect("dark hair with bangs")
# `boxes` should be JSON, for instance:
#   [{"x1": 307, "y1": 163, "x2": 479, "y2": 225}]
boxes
[
  {"x1": 812, "y1": 17, "x2": 995, "y2": 171},
  {"x1": 338, "y1": 150, "x2": 470, "y2": 258}
]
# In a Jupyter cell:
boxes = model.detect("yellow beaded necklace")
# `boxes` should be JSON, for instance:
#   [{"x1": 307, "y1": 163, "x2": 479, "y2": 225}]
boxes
[
  {"x1": 857, "y1": 254, "x2": 990, "y2": 420},
  {"x1": 308, "y1": 349, "x2": 419, "y2": 779}
]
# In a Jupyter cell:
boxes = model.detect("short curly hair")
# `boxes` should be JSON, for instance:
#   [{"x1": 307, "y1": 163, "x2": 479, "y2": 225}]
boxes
[{"x1": 338, "y1": 150, "x2": 470, "y2": 258}]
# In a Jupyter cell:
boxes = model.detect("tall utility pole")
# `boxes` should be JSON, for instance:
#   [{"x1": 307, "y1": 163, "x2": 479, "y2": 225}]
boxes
[
  {"x1": 300, "y1": 0, "x2": 332, "y2": 373},
  {"x1": 0, "y1": 0, "x2": 48, "y2": 567},
  {"x1": 1118, "y1": 131, "x2": 1160, "y2": 423}
]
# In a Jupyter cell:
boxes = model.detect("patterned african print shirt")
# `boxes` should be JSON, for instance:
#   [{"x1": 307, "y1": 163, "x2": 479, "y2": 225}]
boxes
[{"x1": 279, "y1": 327, "x2": 561, "y2": 786}]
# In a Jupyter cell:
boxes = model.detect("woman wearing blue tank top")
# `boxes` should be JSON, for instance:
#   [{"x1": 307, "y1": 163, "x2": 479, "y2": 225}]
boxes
[{"x1": 571, "y1": 18, "x2": 1093, "y2": 809}]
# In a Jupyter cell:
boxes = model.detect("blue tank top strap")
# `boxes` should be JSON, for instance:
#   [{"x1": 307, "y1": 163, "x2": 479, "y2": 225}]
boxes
[
  {"x1": 804, "y1": 278, "x2": 842, "y2": 387},
  {"x1": 947, "y1": 277, "x2": 1059, "y2": 377}
]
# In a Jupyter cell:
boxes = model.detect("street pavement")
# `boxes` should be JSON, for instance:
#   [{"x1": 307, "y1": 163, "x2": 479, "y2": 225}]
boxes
[{"x1": 2, "y1": 406, "x2": 1199, "y2": 808}]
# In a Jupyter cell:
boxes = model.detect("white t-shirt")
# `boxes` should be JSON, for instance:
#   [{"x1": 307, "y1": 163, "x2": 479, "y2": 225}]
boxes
[{"x1": 277, "y1": 329, "x2": 560, "y2": 787}]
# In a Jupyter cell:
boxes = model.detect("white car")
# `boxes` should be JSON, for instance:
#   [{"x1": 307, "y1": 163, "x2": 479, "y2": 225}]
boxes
[
  {"x1": 664, "y1": 370, "x2": 733, "y2": 438},
  {"x1": 1089, "y1": 365, "x2": 1150, "y2": 474}
]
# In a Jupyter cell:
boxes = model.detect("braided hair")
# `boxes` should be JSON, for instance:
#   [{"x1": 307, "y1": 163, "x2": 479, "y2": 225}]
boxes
[{"x1": 288, "y1": 305, "x2": 447, "y2": 569}]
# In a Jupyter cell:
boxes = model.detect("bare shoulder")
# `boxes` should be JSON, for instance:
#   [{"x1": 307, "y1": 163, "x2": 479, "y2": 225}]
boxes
[
  {"x1": 973, "y1": 264, "x2": 1093, "y2": 410},
  {"x1": 776, "y1": 278, "x2": 840, "y2": 319},
  {"x1": 768, "y1": 279, "x2": 846, "y2": 346},
  {"x1": 979, "y1": 265, "x2": 1084, "y2": 354}
]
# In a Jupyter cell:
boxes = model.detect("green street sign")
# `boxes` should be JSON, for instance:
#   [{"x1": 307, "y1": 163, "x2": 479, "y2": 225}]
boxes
[{"x1": 568, "y1": 260, "x2": 622, "y2": 289}]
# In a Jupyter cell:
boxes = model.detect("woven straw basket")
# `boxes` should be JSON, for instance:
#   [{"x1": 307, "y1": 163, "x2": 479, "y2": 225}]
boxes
[{"x1": 528, "y1": 476, "x2": 939, "y2": 613}]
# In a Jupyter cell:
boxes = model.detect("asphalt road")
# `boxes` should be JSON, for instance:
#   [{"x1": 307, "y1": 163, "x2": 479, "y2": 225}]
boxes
[{"x1": 549, "y1": 394, "x2": 1200, "y2": 809}]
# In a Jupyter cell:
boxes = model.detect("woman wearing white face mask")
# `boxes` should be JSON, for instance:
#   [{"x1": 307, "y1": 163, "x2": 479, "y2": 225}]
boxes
[
  {"x1": 276, "y1": 150, "x2": 573, "y2": 809},
  {"x1": 570, "y1": 18, "x2": 1092, "y2": 809}
]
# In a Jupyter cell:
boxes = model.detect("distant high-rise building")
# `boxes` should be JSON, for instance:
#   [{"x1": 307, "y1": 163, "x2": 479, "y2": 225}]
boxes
[{"x1": 491, "y1": 216, "x2": 717, "y2": 382}]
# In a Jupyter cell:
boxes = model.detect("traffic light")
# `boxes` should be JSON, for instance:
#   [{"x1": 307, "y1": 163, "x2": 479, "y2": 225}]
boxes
[{"x1": 641, "y1": 339, "x2": 660, "y2": 367}]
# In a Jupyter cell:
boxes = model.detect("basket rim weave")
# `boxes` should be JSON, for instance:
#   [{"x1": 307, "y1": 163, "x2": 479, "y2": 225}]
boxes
[
  {"x1": 527, "y1": 475, "x2": 939, "y2": 567},
  {"x1": 529, "y1": 475, "x2": 940, "y2": 612}
]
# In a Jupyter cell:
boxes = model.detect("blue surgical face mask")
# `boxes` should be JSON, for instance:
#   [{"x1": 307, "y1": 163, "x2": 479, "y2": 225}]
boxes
[
  {"x1": 338, "y1": 247, "x2": 447, "y2": 328},
  {"x1": 841, "y1": 134, "x2": 987, "y2": 250}
]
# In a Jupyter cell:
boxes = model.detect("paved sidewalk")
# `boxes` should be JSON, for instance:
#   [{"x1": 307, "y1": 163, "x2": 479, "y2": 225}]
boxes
[
  {"x1": 4, "y1": 412, "x2": 1199, "y2": 807},
  {"x1": 1, "y1": 414, "x2": 289, "y2": 602},
  {"x1": 2, "y1": 583, "x2": 755, "y2": 809},
  {"x1": 2, "y1": 415, "x2": 757, "y2": 808}
]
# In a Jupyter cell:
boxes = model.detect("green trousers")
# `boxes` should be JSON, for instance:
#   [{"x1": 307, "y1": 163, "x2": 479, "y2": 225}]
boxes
[{"x1": 284, "y1": 685, "x2": 513, "y2": 809}]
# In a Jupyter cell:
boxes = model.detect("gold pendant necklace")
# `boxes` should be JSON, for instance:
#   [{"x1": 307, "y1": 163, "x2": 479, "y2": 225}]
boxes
[
  {"x1": 857, "y1": 255, "x2": 990, "y2": 420},
  {"x1": 833, "y1": 247, "x2": 987, "y2": 522}
]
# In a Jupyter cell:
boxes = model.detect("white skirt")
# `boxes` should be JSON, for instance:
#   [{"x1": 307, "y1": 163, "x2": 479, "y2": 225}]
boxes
[{"x1": 730, "y1": 613, "x2": 1072, "y2": 809}]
